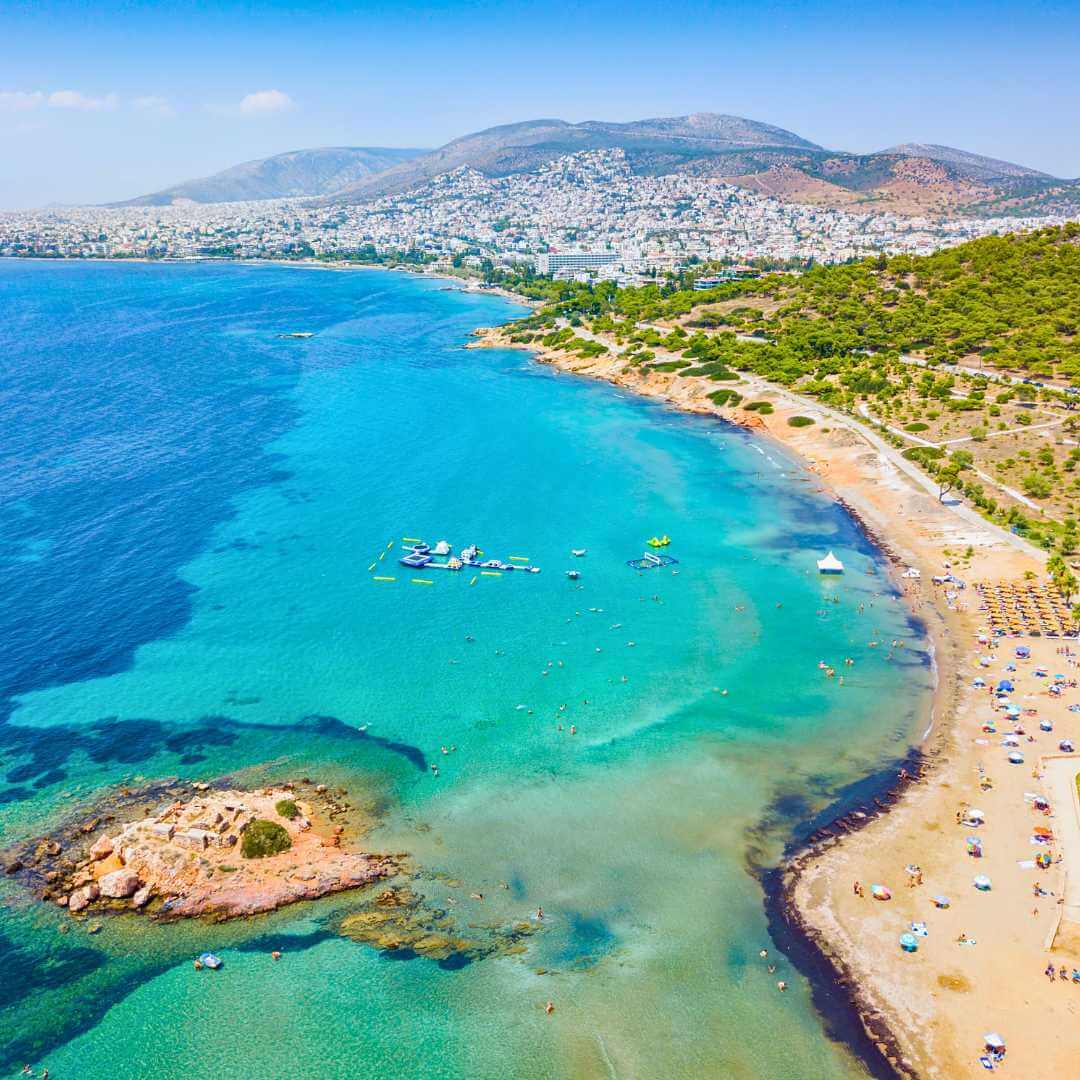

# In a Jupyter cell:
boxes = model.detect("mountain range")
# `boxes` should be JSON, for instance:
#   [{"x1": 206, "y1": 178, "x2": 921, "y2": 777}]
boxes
[
  {"x1": 114, "y1": 114, "x2": 1079, "y2": 218},
  {"x1": 113, "y1": 146, "x2": 426, "y2": 207}
]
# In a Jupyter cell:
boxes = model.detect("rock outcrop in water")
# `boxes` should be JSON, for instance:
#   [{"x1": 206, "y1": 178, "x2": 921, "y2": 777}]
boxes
[{"x1": 5, "y1": 779, "x2": 398, "y2": 921}]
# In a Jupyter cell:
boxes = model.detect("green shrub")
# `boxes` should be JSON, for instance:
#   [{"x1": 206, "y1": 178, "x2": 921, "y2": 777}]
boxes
[
  {"x1": 275, "y1": 798, "x2": 299, "y2": 820},
  {"x1": 788, "y1": 416, "x2": 816, "y2": 427},
  {"x1": 744, "y1": 401, "x2": 775, "y2": 414},
  {"x1": 708, "y1": 388, "x2": 742, "y2": 407},
  {"x1": 241, "y1": 819, "x2": 292, "y2": 859},
  {"x1": 904, "y1": 422, "x2": 929, "y2": 432}
]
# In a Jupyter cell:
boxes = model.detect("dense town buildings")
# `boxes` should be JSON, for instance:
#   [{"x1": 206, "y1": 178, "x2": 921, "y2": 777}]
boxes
[{"x1": 0, "y1": 150, "x2": 1071, "y2": 274}]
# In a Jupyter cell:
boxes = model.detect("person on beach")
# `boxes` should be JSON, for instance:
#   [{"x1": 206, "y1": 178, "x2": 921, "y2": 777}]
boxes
[{"x1": 1046, "y1": 962, "x2": 1056, "y2": 981}]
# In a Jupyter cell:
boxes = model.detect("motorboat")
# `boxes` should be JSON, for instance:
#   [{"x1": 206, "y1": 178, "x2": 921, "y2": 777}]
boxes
[
  {"x1": 197, "y1": 952, "x2": 223, "y2": 970},
  {"x1": 566, "y1": 570, "x2": 581, "y2": 580},
  {"x1": 572, "y1": 549, "x2": 587, "y2": 557}
]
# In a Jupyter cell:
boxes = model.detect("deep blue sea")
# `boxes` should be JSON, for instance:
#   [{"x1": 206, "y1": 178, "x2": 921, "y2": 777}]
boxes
[{"x1": 0, "y1": 260, "x2": 930, "y2": 1078}]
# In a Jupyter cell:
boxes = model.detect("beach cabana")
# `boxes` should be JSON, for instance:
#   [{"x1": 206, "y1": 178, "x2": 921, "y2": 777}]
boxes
[
  {"x1": 963, "y1": 808, "x2": 986, "y2": 825},
  {"x1": 817, "y1": 551, "x2": 844, "y2": 575},
  {"x1": 973, "y1": 875, "x2": 992, "y2": 891}
]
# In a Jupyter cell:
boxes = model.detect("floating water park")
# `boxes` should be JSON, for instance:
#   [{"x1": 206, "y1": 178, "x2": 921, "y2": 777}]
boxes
[{"x1": 398, "y1": 538, "x2": 540, "y2": 573}]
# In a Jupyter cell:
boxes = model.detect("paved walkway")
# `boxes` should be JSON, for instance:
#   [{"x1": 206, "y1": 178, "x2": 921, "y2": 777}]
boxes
[{"x1": 1043, "y1": 755, "x2": 1080, "y2": 927}]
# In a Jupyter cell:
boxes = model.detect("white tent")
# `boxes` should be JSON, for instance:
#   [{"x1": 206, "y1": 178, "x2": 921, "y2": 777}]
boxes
[{"x1": 817, "y1": 551, "x2": 845, "y2": 574}]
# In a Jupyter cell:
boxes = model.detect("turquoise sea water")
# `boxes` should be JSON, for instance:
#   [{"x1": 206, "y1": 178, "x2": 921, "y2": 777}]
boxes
[{"x1": 0, "y1": 262, "x2": 930, "y2": 1078}]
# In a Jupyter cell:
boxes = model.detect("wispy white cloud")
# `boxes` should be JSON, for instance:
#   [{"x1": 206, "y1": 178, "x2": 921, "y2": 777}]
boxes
[
  {"x1": 0, "y1": 91, "x2": 45, "y2": 111},
  {"x1": 133, "y1": 95, "x2": 175, "y2": 117},
  {"x1": 48, "y1": 90, "x2": 119, "y2": 111},
  {"x1": 238, "y1": 89, "x2": 294, "y2": 115}
]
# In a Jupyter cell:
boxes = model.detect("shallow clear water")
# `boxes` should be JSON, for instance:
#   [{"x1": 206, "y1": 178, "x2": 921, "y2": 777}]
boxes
[{"x1": 0, "y1": 261, "x2": 930, "y2": 1078}]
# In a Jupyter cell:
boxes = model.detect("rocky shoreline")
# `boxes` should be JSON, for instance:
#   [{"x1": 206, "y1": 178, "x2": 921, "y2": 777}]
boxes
[{"x1": 3, "y1": 776, "x2": 398, "y2": 922}]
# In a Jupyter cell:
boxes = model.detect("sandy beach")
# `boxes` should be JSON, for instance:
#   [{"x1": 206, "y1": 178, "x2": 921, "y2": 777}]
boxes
[{"x1": 473, "y1": 322, "x2": 1080, "y2": 1076}]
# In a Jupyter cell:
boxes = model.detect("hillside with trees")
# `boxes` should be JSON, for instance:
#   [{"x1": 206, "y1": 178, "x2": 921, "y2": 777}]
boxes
[{"x1": 493, "y1": 225, "x2": 1080, "y2": 552}]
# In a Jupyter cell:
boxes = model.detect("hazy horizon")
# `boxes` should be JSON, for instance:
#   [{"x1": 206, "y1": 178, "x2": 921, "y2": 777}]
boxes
[{"x1": 2, "y1": 0, "x2": 1078, "y2": 209}]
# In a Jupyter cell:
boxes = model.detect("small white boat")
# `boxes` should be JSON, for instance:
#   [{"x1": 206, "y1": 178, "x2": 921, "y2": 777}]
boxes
[
  {"x1": 566, "y1": 570, "x2": 580, "y2": 580},
  {"x1": 197, "y1": 952, "x2": 223, "y2": 970},
  {"x1": 572, "y1": 549, "x2": 587, "y2": 557},
  {"x1": 817, "y1": 551, "x2": 844, "y2": 575}
]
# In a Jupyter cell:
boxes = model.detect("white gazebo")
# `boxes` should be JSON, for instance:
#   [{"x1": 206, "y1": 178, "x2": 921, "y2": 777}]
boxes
[{"x1": 817, "y1": 551, "x2": 845, "y2": 575}]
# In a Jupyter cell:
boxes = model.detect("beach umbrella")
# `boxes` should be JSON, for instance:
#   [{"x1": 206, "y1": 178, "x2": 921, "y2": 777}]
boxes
[
  {"x1": 964, "y1": 808, "x2": 985, "y2": 823},
  {"x1": 973, "y1": 875, "x2": 992, "y2": 891},
  {"x1": 870, "y1": 884, "x2": 891, "y2": 900},
  {"x1": 899, "y1": 932, "x2": 918, "y2": 952},
  {"x1": 1007, "y1": 751, "x2": 1025, "y2": 764},
  {"x1": 984, "y1": 1033, "x2": 1006, "y2": 1051},
  {"x1": 1040, "y1": 720, "x2": 1053, "y2": 732},
  {"x1": 996, "y1": 679, "x2": 1014, "y2": 692},
  {"x1": 1005, "y1": 705, "x2": 1021, "y2": 717},
  {"x1": 1060, "y1": 739, "x2": 1075, "y2": 752},
  {"x1": 931, "y1": 895, "x2": 950, "y2": 908},
  {"x1": 973, "y1": 677, "x2": 986, "y2": 688}
]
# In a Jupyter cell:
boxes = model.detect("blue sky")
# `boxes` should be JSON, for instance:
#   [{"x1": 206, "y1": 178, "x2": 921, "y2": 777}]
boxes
[{"x1": 1, "y1": 0, "x2": 1078, "y2": 208}]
